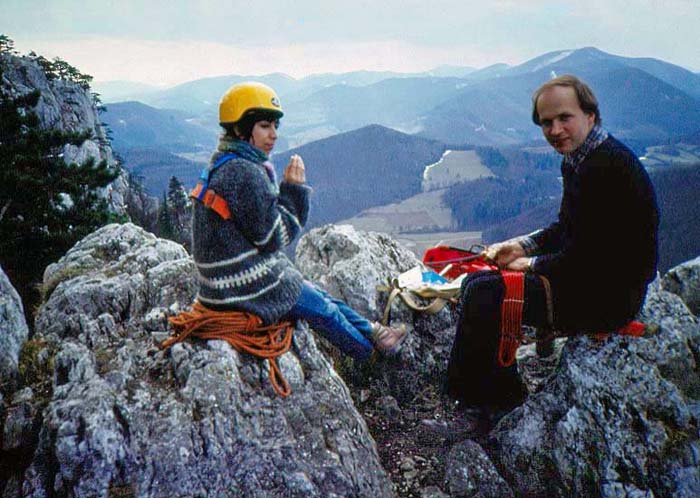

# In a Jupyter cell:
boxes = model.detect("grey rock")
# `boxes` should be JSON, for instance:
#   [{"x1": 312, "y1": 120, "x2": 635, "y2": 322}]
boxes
[
  {"x1": 663, "y1": 256, "x2": 700, "y2": 316},
  {"x1": 489, "y1": 280, "x2": 700, "y2": 498},
  {"x1": 3, "y1": 388, "x2": 39, "y2": 452},
  {"x1": 445, "y1": 440, "x2": 514, "y2": 498},
  {"x1": 419, "y1": 486, "x2": 450, "y2": 498},
  {"x1": 0, "y1": 52, "x2": 128, "y2": 215},
  {"x1": 296, "y1": 224, "x2": 420, "y2": 318},
  {"x1": 37, "y1": 223, "x2": 196, "y2": 346},
  {"x1": 377, "y1": 395, "x2": 401, "y2": 418},
  {"x1": 0, "y1": 265, "x2": 29, "y2": 394},
  {"x1": 295, "y1": 224, "x2": 456, "y2": 402},
  {"x1": 15, "y1": 223, "x2": 394, "y2": 498}
]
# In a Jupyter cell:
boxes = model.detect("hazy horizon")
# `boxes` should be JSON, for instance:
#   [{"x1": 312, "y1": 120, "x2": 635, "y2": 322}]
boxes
[{"x1": 3, "y1": 0, "x2": 699, "y2": 87}]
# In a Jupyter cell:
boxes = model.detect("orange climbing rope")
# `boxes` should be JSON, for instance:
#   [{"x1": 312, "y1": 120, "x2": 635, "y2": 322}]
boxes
[
  {"x1": 161, "y1": 301, "x2": 295, "y2": 397},
  {"x1": 497, "y1": 271, "x2": 526, "y2": 367}
]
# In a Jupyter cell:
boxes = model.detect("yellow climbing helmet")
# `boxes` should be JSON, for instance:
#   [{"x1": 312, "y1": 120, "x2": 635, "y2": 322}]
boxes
[{"x1": 219, "y1": 81, "x2": 283, "y2": 124}]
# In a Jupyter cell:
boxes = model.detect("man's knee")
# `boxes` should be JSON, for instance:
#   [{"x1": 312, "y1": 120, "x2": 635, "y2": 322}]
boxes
[{"x1": 461, "y1": 271, "x2": 504, "y2": 317}]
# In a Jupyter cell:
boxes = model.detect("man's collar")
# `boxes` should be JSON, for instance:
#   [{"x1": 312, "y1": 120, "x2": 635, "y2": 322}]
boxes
[{"x1": 563, "y1": 124, "x2": 609, "y2": 171}]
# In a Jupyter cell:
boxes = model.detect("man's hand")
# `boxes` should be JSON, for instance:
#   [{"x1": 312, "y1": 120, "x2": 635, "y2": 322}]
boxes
[
  {"x1": 283, "y1": 154, "x2": 306, "y2": 185},
  {"x1": 505, "y1": 257, "x2": 531, "y2": 272},
  {"x1": 483, "y1": 240, "x2": 525, "y2": 268}
]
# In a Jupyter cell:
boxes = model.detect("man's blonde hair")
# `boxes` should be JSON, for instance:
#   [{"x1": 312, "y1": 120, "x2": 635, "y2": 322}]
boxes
[{"x1": 532, "y1": 75, "x2": 601, "y2": 126}]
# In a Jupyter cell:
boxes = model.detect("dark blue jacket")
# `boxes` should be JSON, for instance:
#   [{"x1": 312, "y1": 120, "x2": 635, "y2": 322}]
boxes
[{"x1": 531, "y1": 136, "x2": 659, "y2": 330}]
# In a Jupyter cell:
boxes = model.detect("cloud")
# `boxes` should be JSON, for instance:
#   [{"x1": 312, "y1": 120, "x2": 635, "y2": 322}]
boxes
[
  {"x1": 14, "y1": 36, "x2": 524, "y2": 86},
  {"x1": 5, "y1": 0, "x2": 699, "y2": 85}
]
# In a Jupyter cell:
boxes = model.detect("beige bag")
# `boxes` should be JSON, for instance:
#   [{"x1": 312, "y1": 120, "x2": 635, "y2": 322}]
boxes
[{"x1": 377, "y1": 265, "x2": 465, "y2": 324}]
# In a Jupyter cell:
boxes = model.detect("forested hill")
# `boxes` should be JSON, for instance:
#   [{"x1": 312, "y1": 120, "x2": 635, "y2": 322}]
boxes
[{"x1": 272, "y1": 125, "x2": 446, "y2": 227}]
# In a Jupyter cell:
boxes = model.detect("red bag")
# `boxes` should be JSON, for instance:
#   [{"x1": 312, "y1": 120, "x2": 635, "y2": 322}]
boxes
[{"x1": 422, "y1": 245, "x2": 496, "y2": 280}]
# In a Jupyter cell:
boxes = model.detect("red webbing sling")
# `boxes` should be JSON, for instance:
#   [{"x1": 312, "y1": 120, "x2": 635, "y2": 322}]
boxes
[{"x1": 497, "y1": 271, "x2": 526, "y2": 367}]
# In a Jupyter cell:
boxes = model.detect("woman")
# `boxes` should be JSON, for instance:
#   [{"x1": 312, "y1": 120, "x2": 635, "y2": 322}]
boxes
[{"x1": 190, "y1": 81, "x2": 406, "y2": 361}]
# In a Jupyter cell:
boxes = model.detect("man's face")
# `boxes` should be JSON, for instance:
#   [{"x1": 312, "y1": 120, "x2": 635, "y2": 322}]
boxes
[{"x1": 536, "y1": 85, "x2": 595, "y2": 154}]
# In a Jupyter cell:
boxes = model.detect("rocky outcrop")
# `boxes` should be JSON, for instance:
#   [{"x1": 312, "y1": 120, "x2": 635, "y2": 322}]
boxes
[
  {"x1": 0, "y1": 266, "x2": 29, "y2": 394},
  {"x1": 0, "y1": 52, "x2": 128, "y2": 215},
  {"x1": 297, "y1": 225, "x2": 700, "y2": 497},
  {"x1": 3, "y1": 220, "x2": 700, "y2": 497},
  {"x1": 5, "y1": 223, "x2": 393, "y2": 498},
  {"x1": 295, "y1": 224, "x2": 457, "y2": 401},
  {"x1": 663, "y1": 255, "x2": 700, "y2": 316},
  {"x1": 485, "y1": 279, "x2": 700, "y2": 498}
]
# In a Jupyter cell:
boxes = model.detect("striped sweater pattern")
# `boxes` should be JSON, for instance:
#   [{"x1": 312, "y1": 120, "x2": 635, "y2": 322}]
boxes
[{"x1": 191, "y1": 141, "x2": 311, "y2": 324}]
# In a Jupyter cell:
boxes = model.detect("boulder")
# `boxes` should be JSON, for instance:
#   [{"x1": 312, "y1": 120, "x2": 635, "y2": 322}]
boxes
[
  {"x1": 663, "y1": 255, "x2": 700, "y2": 316},
  {"x1": 0, "y1": 265, "x2": 29, "y2": 394},
  {"x1": 10, "y1": 223, "x2": 393, "y2": 498},
  {"x1": 444, "y1": 440, "x2": 514, "y2": 498},
  {"x1": 295, "y1": 224, "x2": 457, "y2": 401},
  {"x1": 487, "y1": 279, "x2": 700, "y2": 497}
]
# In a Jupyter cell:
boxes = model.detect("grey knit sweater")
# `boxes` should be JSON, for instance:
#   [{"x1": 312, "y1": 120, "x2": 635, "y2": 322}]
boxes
[{"x1": 191, "y1": 140, "x2": 311, "y2": 324}]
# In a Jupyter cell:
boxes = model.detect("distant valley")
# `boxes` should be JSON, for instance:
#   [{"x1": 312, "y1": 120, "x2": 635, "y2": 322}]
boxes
[{"x1": 98, "y1": 47, "x2": 700, "y2": 270}]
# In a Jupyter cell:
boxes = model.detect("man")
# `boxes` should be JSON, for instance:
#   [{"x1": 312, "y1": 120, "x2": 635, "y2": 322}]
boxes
[{"x1": 444, "y1": 75, "x2": 659, "y2": 428}]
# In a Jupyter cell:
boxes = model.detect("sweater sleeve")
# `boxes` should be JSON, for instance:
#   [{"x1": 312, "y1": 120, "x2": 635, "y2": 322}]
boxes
[
  {"x1": 216, "y1": 160, "x2": 311, "y2": 252},
  {"x1": 530, "y1": 170, "x2": 587, "y2": 278}
]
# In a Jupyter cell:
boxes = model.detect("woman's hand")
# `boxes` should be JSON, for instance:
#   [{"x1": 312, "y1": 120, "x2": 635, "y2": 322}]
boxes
[{"x1": 283, "y1": 154, "x2": 306, "y2": 185}]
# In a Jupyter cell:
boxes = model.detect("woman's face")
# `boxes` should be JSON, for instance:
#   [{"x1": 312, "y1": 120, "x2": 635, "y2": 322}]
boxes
[{"x1": 248, "y1": 120, "x2": 279, "y2": 155}]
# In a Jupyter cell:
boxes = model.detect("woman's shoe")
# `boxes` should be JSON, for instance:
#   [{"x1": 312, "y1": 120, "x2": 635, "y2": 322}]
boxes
[{"x1": 371, "y1": 322, "x2": 407, "y2": 356}]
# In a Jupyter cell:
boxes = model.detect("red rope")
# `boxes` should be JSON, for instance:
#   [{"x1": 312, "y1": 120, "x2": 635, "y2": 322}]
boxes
[
  {"x1": 497, "y1": 271, "x2": 525, "y2": 367},
  {"x1": 496, "y1": 271, "x2": 646, "y2": 367}
]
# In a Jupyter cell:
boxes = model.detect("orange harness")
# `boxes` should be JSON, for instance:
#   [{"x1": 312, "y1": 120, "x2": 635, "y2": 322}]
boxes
[
  {"x1": 190, "y1": 152, "x2": 238, "y2": 220},
  {"x1": 161, "y1": 301, "x2": 295, "y2": 397},
  {"x1": 496, "y1": 272, "x2": 646, "y2": 368},
  {"x1": 190, "y1": 183, "x2": 231, "y2": 220}
]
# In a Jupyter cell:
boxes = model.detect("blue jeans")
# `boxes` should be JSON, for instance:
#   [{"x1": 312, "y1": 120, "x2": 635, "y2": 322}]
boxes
[{"x1": 286, "y1": 281, "x2": 374, "y2": 360}]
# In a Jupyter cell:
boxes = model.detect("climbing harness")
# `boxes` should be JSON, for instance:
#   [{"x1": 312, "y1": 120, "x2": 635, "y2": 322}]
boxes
[
  {"x1": 190, "y1": 153, "x2": 238, "y2": 220},
  {"x1": 161, "y1": 301, "x2": 295, "y2": 397}
]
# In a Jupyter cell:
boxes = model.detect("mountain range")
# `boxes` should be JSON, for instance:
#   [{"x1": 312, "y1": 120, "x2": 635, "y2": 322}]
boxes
[
  {"x1": 103, "y1": 47, "x2": 700, "y2": 153},
  {"x1": 102, "y1": 101, "x2": 217, "y2": 153},
  {"x1": 102, "y1": 46, "x2": 700, "y2": 207},
  {"x1": 93, "y1": 46, "x2": 700, "y2": 279},
  {"x1": 272, "y1": 125, "x2": 446, "y2": 227}
]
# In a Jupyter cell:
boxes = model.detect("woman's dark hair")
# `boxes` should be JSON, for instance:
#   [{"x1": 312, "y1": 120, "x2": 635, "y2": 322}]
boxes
[
  {"x1": 222, "y1": 109, "x2": 281, "y2": 141},
  {"x1": 532, "y1": 74, "x2": 601, "y2": 125}
]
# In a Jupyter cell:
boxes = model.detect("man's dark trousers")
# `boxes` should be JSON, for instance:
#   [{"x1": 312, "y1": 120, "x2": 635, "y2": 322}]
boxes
[{"x1": 447, "y1": 270, "x2": 550, "y2": 410}]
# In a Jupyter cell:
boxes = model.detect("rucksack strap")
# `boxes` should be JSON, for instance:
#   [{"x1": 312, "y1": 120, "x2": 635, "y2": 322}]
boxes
[
  {"x1": 190, "y1": 183, "x2": 232, "y2": 220},
  {"x1": 193, "y1": 153, "x2": 238, "y2": 200},
  {"x1": 190, "y1": 153, "x2": 238, "y2": 219}
]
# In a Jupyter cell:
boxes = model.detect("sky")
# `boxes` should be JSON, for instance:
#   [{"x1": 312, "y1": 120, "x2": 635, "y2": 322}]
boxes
[{"x1": 2, "y1": 0, "x2": 699, "y2": 87}]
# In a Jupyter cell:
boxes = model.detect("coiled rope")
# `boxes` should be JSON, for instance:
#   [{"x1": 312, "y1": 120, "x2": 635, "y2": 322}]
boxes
[{"x1": 161, "y1": 301, "x2": 295, "y2": 397}]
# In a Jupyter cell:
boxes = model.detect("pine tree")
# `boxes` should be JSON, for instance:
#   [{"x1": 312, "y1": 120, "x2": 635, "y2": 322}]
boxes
[
  {"x1": 125, "y1": 170, "x2": 158, "y2": 233},
  {"x1": 166, "y1": 175, "x2": 192, "y2": 249},
  {"x1": 0, "y1": 34, "x2": 17, "y2": 55},
  {"x1": 157, "y1": 192, "x2": 174, "y2": 240},
  {"x1": 0, "y1": 43, "x2": 120, "y2": 311}
]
